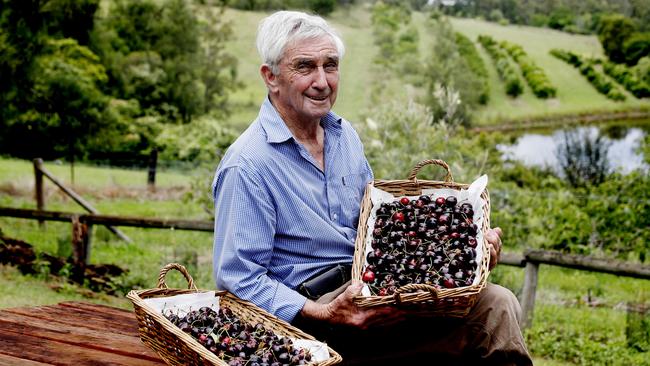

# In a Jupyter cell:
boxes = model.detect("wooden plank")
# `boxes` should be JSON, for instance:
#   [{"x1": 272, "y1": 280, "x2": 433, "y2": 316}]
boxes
[
  {"x1": 499, "y1": 252, "x2": 525, "y2": 267},
  {"x1": 520, "y1": 261, "x2": 539, "y2": 330},
  {"x1": 86, "y1": 213, "x2": 213, "y2": 231},
  {"x1": 57, "y1": 302, "x2": 141, "y2": 330},
  {"x1": 0, "y1": 353, "x2": 53, "y2": 366},
  {"x1": 32, "y1": 302, "x2": 137, "y2": 326},
  {"x1": 0, "y1": 207, "x2": 75, "y2": 222},
  {"x1": 0, "y1": 312, "x2": 162, "y2": 362},
  {"x1": 0, "y1": 329, "x2": 164, "y2": 366},
  {"x1": 0, "y1": 207, "x2": 213, "y2": 232},
  {"x1": 57, "y1": 301, "x2": 135, "y2": 319},
  {"x1": 525, "y1": 249, "x2": 650, "y2": 279},
  {"x1": 3, "y1": 306, "x2": 138, "y2": 337}
]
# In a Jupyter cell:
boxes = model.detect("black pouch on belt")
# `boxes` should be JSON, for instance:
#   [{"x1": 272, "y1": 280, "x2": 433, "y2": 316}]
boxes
[{"x1": 297, "y1": 263, "x2": 352, "y2": 300}]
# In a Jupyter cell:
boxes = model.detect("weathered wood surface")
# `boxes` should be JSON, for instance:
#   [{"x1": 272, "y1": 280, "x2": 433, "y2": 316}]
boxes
[
  {"x1": 520, "y1": 261, "x2": 540, "y2": 330},
  {"x1": 0, "y1": 207, "x2": 213, "y2": 232},
  {"x1": 33, "y1": 159, "x2": 44, "y2": 227},
  {"x1": 525, "y1": 249, "x2": 650, "y2": 279},
  {"x1": 0, "y1": 301, "x2": 164, "y2": 365},
  {"x1": 499, "y1": 252, "x2": 525, "y2": 267}
]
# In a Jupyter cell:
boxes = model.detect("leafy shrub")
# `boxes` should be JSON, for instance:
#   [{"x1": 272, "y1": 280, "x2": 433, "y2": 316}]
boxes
[
  {"x1": 527, "y1": 305, "x2": 649, "y2": 366},
  {"x1": 603, "y1": 61, "x2": 650, "y2": 98},
  {"x1": 551, "y1": 49, "x2": 627, "y2": 101},
  {"x1": 623, "y1": 32, "x2": 650, "y2": 66},
  {"x1": 634, "y1": 56, "x2": 650, "y2": 85},
  {"x1": 357, "y1": 99, "x2": 499, "y2": 182},
  {"x1": 424, "y1": 19, "x2": 484, "y2": 125},
  {"x1": 597, "y1": 14, "x2": 637, "y2": 64},
  {"x1": 371, "y1": 1, "x2": 414, "y2": 69},
  {"x1": 455, "y1": 32, "x2": 490, "y2": 104},
  {"x1": 501, "y1": 41, "x2": 557, "y2": 98},
  {"x1": 478, "y1": 35, "x2": 523, "y2": 97}
]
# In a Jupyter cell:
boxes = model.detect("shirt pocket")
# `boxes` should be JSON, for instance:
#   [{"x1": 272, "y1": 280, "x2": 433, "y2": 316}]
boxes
[{"x1": 338, "y1": 173, "x2": 368, "y2": 228}]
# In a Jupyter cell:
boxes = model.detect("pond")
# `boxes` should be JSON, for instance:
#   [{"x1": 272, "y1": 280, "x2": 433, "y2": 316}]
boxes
[{"x1": 497, "y1": 120, "x2": 650, "y2": 175}]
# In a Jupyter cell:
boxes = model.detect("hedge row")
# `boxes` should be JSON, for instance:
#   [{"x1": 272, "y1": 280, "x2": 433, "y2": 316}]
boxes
[
  {"x1": 550, "y1": 49, "x2": 627, "y2": 101},
  {"x1": 501, "y1": 41, "x2": 557, "y2": 98},
  {"x1": 455, "y1": 32, "x2": 490, "y2": 104},
  {"x1": 478, "y1": 35, "x2": 523, "y2": 97},
  {"x1": 602, "y1": 61, "x2": 650, "y2": 98}
]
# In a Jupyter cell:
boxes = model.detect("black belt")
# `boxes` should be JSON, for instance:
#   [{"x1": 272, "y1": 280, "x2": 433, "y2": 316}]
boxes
[{"x1": 297, "y1": 263, "x2": 352, "y2": 300}]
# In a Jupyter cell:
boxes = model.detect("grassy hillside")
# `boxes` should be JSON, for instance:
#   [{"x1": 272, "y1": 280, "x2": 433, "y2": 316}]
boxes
[
  {"x1": 221, "y1": 7, "x2": 649, "y2": 129},
  {"x1": 450, "y1": 17, "x2": 648, "y2": 124}
]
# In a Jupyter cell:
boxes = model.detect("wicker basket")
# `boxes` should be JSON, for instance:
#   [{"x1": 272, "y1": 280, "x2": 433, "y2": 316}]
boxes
[
  {"x1": 127, "y1": 263, "x2": 342, "y2": 366},
  {"x1": 351, "y1": 159, "x2": 491, "y2": 317}
]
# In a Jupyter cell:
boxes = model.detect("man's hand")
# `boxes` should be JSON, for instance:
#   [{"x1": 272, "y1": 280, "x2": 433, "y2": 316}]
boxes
[
  {"x1": 486, "y1": 227, "x2": 503, "y2": 270},
  {"x1": 300, "y1": 281, "x2": 404, "y2": 329}
]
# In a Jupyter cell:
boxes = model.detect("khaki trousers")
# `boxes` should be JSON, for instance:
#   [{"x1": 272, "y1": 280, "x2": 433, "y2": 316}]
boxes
[{"x1": 293, "y1": 283, "x2": 533, "y2": 366}]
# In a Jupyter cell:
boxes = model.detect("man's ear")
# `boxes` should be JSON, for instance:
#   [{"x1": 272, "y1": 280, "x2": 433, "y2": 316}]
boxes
[{"x1": 260, "y1": 64, "x2": 279, "y2": 93}]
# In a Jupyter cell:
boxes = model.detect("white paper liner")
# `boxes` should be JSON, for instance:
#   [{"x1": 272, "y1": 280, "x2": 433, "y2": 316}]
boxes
[
  {"x1": 144, "y1": 292, "x2": 330, "y2": 362},
  {"x1": 361, "y1": 175, "x2": 489, "y2": 297}
]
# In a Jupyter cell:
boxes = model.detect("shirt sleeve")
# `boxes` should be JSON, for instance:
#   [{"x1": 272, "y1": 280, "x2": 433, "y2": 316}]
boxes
[{"x1": 212, "y1": 163, "x2": 307, "y2": 322}]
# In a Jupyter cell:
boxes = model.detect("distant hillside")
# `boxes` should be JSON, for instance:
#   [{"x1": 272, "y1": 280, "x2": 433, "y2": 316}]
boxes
[
  {"x1": 221, "y1": 7, "x2": 649, "y2": 130},
  {"x1": 450, "y1": 17, "x2": 649, "y2": 125}
]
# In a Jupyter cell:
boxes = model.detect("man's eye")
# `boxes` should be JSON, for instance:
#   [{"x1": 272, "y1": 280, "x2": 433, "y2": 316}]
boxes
[
  {"x1": 296, "y1": 63, "x2": 312, "y2": 71},
  {"x1": 325, "y1": 63, "x2": 338, "y2": 71}
]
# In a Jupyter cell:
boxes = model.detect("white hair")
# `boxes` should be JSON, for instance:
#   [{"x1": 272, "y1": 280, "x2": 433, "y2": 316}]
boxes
[{"x1": 256, "y1": 11, "x2": 345, "y2": 75}]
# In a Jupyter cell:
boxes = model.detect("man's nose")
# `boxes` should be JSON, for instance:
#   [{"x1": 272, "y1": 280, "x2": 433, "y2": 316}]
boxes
[{"x1": 312, "y1": 66, "x2": 328, "y2": 89}]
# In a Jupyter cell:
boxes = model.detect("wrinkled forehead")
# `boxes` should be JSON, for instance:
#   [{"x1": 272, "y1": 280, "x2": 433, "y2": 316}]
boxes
[{"x1": 281, "y1": 35, "x2": 339, "y2": 62}]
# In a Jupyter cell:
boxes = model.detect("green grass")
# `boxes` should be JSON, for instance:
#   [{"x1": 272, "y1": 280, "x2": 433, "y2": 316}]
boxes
[
  {"x1": 0, "y1": 157, "x2": 194, "y2": 190},
  {"x1": 220, "y1": 7, "x2": 649, "y2": 130}
]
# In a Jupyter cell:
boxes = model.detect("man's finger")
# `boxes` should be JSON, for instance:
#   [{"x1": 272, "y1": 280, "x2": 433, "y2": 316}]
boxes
[{"x1": 346, "y1": 281, "x2": 364, "y2": 296}]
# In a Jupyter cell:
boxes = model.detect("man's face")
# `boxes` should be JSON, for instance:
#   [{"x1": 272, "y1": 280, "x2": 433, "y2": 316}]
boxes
[{"x1": 271, "y1": 36, "x2": 339, "y2": 124}]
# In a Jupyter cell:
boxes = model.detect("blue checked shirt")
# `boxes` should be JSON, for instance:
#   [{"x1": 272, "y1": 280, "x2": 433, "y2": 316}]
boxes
[{"x1": 212, "y1": 97, "x2": 373, "y2": 322}]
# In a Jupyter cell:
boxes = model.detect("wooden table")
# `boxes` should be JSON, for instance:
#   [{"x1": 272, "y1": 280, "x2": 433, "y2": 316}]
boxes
[{"x1": 0, "y1": 301, "x2": 165, "y2": 365}]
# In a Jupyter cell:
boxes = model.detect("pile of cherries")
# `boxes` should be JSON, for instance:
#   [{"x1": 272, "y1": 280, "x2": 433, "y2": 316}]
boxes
[
  {"x1": 165, "y1": 306, "x2": 312, "y2": 366},
  {"x1": 362, "y1": 194, "x2": 480, "y2": 296}
]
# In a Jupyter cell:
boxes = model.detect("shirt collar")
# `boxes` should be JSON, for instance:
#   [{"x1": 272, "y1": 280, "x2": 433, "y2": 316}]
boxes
[{"x1": 259, "y1": 96, "x2": 343, "y2": 144}]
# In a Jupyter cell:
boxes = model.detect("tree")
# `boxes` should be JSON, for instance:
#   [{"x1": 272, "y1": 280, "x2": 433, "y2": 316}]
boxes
[
  {"x1": 0, "y1": 0, "x2": 109, "y2": 160},
  {"x1": 91, "y1": 0, "x2": 237, "y2": 123},
  {"x1": 425, "y1": 19, "x2": 482, "y2": 126},
  {"x1": 556, "y1": 128, "x2": 611, "y2": 188},
  {"x1": 623, "y1": 32, "x2": 650, "y2": 65},
  {"x1": 597, "y1": 14, "x2": 637, "y2": 63},
  {"x1": 21, "y1": 39, "x2": 110, "y2": 161},
  {"x1": 308, "y1": 0, "x2": 336, "y2": 16},
  {"x1": 40, "y1": 0, "x2": 100, "y2": 45}
]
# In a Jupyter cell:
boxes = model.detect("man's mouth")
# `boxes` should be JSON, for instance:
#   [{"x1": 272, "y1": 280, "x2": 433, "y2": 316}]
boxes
[{"x1": 306, "y1": 95, "x2": 329, "y2": 101}]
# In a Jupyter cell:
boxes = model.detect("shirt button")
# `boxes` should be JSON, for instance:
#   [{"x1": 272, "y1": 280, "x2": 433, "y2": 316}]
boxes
[{"x1": 332, "y1": 213, "x2": 338, "y2": 221}]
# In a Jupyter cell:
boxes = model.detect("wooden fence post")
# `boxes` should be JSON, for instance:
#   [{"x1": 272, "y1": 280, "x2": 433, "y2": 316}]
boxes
[
  {"x1": 520, "y1": 260, "x2": 540, "y2": 330},
  {"x1": 71, "y1": 215, "x2": 91, "y2": 265},
  {"x1": 148, "y1": 148, "x2": 157, "y2": 192},
  {"x1": 33, "y1": 158, "x2": 45, "y2": 227}
]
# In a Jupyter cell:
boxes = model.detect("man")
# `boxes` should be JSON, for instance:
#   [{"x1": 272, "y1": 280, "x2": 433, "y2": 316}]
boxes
[{"x1": 213, "y1": 11, "x2": 532, "y2": 365}]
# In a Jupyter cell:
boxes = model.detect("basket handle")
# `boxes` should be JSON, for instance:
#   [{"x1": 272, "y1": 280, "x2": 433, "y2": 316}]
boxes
[
  {"x1": 157, "y1": 263, "x2": 197, "y2": 290},
  {"x1": 407, "y1": 159, "x2": 453, "y2": 183}
]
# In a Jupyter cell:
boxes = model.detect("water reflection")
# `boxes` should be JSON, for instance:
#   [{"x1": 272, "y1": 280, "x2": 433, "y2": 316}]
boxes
[{"x1": 498, "y1": 125, "x2": 648, "y2": 175}]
